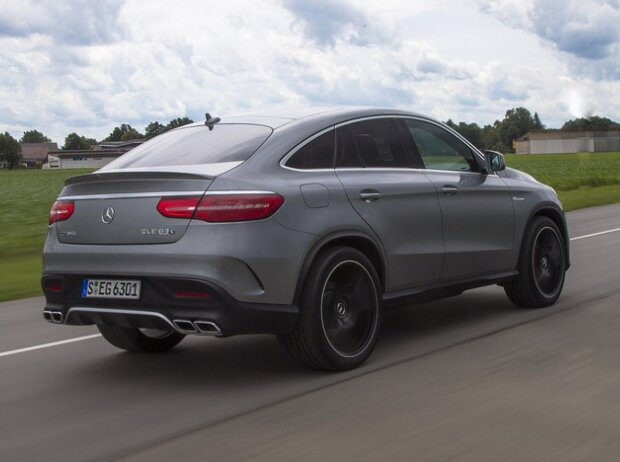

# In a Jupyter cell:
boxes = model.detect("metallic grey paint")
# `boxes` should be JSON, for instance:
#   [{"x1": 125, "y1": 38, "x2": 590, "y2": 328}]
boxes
[{"x1": 43, "y1": 106, "x2": 568, "y2": 334}]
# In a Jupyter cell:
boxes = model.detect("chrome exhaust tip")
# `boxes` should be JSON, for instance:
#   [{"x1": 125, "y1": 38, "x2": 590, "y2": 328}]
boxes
[
  {"x1": 194, "y1": 321, "x2": 222, "y2": 336},
  {"x1": 51, "y1": 311, "x2": 64, "y2": 323},
  {"x1": 43, "y1": 311, "x2": 53, "y2": 322},
  {"x1": 173, "y1": 320, "x2": 198, "y2": 334}
]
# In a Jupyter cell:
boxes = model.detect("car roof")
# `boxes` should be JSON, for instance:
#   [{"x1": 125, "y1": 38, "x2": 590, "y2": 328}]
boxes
[{"x1": 182, "y1": 106, "x2": 428, "y2": 130}]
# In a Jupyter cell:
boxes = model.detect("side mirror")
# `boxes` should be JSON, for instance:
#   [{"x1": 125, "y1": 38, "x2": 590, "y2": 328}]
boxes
[{"x1": 484, "y1": 150, "x2": 506, "y2": 172}]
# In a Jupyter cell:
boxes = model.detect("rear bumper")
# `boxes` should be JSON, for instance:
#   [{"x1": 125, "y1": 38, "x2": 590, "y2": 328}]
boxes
[{"x1": 42, "y1": 274, "x2": 298, "y2": 336}]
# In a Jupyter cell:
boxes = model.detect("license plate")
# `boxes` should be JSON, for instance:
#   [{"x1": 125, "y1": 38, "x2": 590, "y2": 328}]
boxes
[{"x1": 82, "y1": 279, "x2": 141, "y2": 300}]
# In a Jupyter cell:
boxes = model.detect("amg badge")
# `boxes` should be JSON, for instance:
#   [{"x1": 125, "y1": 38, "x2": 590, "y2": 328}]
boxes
[{"x1": 141, "y1": 228, "x2": 176, "y2": 236}]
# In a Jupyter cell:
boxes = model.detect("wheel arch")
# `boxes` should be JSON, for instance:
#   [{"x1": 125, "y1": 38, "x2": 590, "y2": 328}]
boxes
[
  {"x1": 523, "y1": 204, "x2": 571, "y2": 269},
  {"x1": 293, "y1": 232, "x2": 387, "y2": 304}
]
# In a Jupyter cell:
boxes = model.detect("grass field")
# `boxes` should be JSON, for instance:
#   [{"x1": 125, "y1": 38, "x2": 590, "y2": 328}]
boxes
[
  {"x1": 0, "y1": 169, "x2": 93, "y2": 301},
  {"x1": 1, "y1": 152, "x2": 619, "y2": 301},
  {"x1": 505, "y1": 151, "x2": 620, "y2": 211}
]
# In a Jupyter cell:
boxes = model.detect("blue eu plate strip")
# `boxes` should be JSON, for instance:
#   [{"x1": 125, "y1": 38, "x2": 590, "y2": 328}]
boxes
[{"x1": 81, "y1": 279, "x2": 88, "y2": 297}]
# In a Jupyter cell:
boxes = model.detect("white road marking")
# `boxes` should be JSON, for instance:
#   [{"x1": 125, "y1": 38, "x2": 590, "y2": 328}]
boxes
[
  {"x1": 1, "y1": 227, "x2": 619, "y2": 360},
  {"x1": 570, "y1": 227, "x2": 620, "y2": 241},
  {"x1": 0, "y1": 334, "x2": 101, "y2": 358}
]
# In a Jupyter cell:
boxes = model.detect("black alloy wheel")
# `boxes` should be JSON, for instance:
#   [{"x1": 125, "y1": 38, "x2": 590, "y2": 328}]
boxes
[
  {"x1": 504, "y1": 216, "x2": 566, "y2": 308},
  {"x1": 278, "y1": 246, "x2": 382, "y2": 371},
  {"x1": 320, "y1": 260, "x2": 378, "y2": 357}
]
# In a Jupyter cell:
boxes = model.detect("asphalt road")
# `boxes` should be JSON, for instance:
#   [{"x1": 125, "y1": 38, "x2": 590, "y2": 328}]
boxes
[{"x1": 1, "y1": 203, "x2": 620, "y2": 462}]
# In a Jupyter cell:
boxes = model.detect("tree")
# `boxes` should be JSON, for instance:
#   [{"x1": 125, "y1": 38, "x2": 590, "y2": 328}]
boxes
[
  {"x1": 165, "y1": 117, "x2": 194, "y2": 130},
  {"x1": 533, "y1": 112, "x2": 544, "y2": 130},
  {"x1": 562, "y1": 116, "x2": 619, "y2": 130},
  {"x1": 20, "y1": 130, "x2": 52, "y2": 144},
  {"x1": 448, "y1": 121, "x2": 484, "y2": 148},
  {"x1": 63, "y1": 132, "x2": 97, "y2": 150},
  {"x1": 104, "y1": 123, "x2": 144, "y2": 142},
  {"x1": 120, "y1": 128, "x2": 142, "y2": 141},
  {"x1": 0, "y1": 132, "x2": 23, "y2": 169},
  {"x1": 498, "y1": 107, "x2": 542, "y2": 153},
  {"x1": 145, "y1": 121, "x2": 166, "y2": 139}
]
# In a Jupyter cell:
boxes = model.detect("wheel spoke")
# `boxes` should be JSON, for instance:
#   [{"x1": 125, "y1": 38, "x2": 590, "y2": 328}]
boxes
[{"x1": 321, "y1": 261, "x2": 377, "y2": 356}]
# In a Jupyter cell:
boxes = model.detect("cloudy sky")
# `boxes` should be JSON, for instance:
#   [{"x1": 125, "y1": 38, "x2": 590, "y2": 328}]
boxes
[{"x1": 1, "y1": 0, "x2": 619, "y2": 143}]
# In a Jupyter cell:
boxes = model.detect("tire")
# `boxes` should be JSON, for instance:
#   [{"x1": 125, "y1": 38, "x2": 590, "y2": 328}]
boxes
[
  {"x1": 278, "y1": 246, "x2": 382, "y2": 371},
  {"x1": 504, "y1": 216, "x2": 566, "y2": 308},
  {"x1": 97, "y1": 325, "x2": 185, "y2": 353}
]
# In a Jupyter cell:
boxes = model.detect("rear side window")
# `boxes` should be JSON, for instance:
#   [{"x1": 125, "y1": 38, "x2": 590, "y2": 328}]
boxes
[
  {"x1": 336, "y1": 119, "x2": 413, "y2": 168},
  {"x1": 285, "y1": 130, "x2": 335, "y2": 169},
  {"x1": 101, "y1": 124, "x2": 272, "y2": 170}
]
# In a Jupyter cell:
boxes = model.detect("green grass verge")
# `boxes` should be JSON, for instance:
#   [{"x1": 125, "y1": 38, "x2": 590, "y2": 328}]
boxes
[
  {"x1": 1, "y1": 153, "x2": 620, "y2": 302},
  {"x1": 556, "y1": 184, "x2": 620, "y2": 212},
  {"x1": 0, "y1": 256, "x2": 42, "y2": 302},
  {"x1": 0, "y1": 169, "x2": 93, "y2": 301},
  {"x1": 504, "y1": 151, "x2": 620, "y2": 191}
]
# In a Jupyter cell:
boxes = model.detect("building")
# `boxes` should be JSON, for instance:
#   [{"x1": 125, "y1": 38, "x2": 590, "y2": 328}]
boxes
[
  {"x1": 20, "y1": 142, "x2": 59, "y2": 167},
  {"x1": 45, "y1": 149, "x2": 125, "y2": 169},
  {"x1": 515, "y1": 129, "x2": 620, "y2": 154},
  {"x1": 44, "y1": 139, "x2": 144, "y2": 169}
]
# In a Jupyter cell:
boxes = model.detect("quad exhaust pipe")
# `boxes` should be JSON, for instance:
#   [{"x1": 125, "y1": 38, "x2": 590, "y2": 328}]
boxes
[
  {"x1": 43, "y1": 310, "x2": 64, "y2": 324},
  {"x1": 173, "y1": 319, "x2": 222, "y2": 336}
]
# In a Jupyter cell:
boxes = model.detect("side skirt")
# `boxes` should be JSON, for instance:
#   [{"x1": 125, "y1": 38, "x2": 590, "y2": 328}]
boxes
[{"x1": 382, "y1": 271, "x2": 518, "y2": 309}]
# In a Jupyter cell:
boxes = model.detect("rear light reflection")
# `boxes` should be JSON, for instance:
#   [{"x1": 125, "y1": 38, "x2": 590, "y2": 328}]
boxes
[
  {"x1": 157, "y1": 193, "x2": 284, "y2": 223},
  {"x1": 45, "y1": 280, "x2": 63, "y2": 292},
  {"x1": 174, "y1": 291, "x2": 211, "y2": 298},
  {"x1": 49, "y1": 201, "x2": 75, "y2": 224}
]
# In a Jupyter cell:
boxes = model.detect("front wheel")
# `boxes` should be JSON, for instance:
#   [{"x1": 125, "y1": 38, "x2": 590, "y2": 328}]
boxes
[
  {"x1": 278, "y1": 246, "x2": 382, "y2": 371},
  {"x1": 97, "y1": 325, "x2": 185, "y2": 353},
  {"x1": 504, "y1": 216, "x2": 567, "y2": 308}
]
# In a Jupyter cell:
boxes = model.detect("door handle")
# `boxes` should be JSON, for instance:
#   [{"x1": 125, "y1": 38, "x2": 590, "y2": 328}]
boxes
[
  {"x1": 442, "y1": 185, "x2": 458, "y2": 196},
  {"x1": 359, "y1": 190, "x2": 381, "y2": 202}
]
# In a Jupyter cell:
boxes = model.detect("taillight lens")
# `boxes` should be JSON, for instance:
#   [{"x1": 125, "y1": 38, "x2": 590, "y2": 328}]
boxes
[
  {"x1": 156, "y1": 193, "x2": 284, "y2": 222},
  {"x1": 49, "y1": 200, "x2": 75, "y2": 224},
  {"x1": 194, "y1": 194, "x2": 284, "y2": 222},
  {"x1": 156, "y1": 197, "x2": 201, "y2": 219}
]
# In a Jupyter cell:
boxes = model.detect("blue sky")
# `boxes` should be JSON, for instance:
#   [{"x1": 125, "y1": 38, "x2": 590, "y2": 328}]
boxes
[{"x1": 0, "y1": 0, "x2": 619, "y2": 143}]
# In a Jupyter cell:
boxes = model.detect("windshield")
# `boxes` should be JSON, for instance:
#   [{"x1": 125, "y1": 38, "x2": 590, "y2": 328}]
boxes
[{"x1": 100, "y1": 124, "x2": 272, "y2": 170}]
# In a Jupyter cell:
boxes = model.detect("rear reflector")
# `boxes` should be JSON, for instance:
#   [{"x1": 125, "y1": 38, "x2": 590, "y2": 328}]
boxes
[
  {"x1": 49, "y1": 201, "x2": 75, "y2": 224},
  {"x1": 175, "y1": 291, "x2": 211, "y2": 298},
  {"x1": 44, "y1": 280, "x2": 63, "y2": 292},
  {"x1": 157, "y1": 193, "x2": 284, "y2": 223}
]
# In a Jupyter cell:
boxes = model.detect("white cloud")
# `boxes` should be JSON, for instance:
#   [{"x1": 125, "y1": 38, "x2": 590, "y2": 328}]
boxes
[{"x1": 0, "y1": 0, "x2": 619, "y2": 143}]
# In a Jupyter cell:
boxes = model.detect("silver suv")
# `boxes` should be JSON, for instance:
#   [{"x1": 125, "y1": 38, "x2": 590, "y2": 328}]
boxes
[{"x1": 42, "y1": 107, "x2": 569, "y2": 371}]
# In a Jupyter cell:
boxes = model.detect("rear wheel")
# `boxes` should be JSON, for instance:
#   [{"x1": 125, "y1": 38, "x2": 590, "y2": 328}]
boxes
[
  {"x1": 504, "y1": 216, "x2": 566, "y2": 308},
  {"x1": 278, "y1": 246, "x2": 382, "y2": 371},
  {"x1": 97, "y1": 325, "x2": 185, "y2": 352}
]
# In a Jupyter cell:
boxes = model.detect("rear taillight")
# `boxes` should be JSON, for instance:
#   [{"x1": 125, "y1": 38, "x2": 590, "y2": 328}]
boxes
[
  {"x1": 156, "y1": 197, "x2": 201, "y2": 219},
  {"x1": 156, "y1": 193, "x2": 284, "y2": 222},
  {"x1": 49, "y1": 200, "x2": 74, "y2": 224},
  {"x1": 194, "y1": 194, "x2": 284, "y2": 222}
]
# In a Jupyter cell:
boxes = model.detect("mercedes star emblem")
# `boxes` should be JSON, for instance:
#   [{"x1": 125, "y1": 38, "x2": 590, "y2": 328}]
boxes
[{"x1": 101, "y1": 207, "x2": 115, "y2": 224}]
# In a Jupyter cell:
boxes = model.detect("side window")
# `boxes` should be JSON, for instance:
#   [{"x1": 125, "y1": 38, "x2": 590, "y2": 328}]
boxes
[
  {"x1": 336, "y1": 119, "x2": 413, "y2": 168},
  {"x1": 285, "y1": 130, "x2": 335, "y2": 169},
  {"x1": 404, "y1": 119, "x2": 479, "y2": 172}
]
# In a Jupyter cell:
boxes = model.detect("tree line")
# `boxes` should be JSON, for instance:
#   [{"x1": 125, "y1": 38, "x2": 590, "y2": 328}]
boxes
[{"x1": 2, "y1": 110, "x2": 619, "y2": 169}]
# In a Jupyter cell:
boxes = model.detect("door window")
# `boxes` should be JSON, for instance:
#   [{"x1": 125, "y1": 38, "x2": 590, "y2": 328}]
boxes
[
  {"x1": 336, "y1": 119, "x2": 414, "y2": 168},
  {"x1": 404, "y1": 119, "x2": 480, "y2": 172}
]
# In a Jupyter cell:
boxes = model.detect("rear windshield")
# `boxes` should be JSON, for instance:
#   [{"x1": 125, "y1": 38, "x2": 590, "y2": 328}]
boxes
[{"x1": 101, "y1": 124, "x2": 272, "y2": 170}]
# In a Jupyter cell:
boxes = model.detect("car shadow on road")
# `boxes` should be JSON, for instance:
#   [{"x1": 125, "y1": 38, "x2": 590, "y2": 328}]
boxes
[{"x1": 70, "y1": 287, "x2": 517, "y2": 387}]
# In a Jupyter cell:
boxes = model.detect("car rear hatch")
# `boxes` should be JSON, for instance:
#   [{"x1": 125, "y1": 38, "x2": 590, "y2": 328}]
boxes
[
  {"x1": 52, "y1": 122, "x2": 273, "y2": 245},
  {"x1": 55, "y1": 171, "x2": 213, "y2": 245}
]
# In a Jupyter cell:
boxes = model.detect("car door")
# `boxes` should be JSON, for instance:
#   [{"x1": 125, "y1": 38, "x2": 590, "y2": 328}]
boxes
[
  {"x1": 335, "y1": 117, "x2": 444, "y2": 291},
  {"x1": 403, "y1": 118, "x2": 514, "y2": 282}
]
